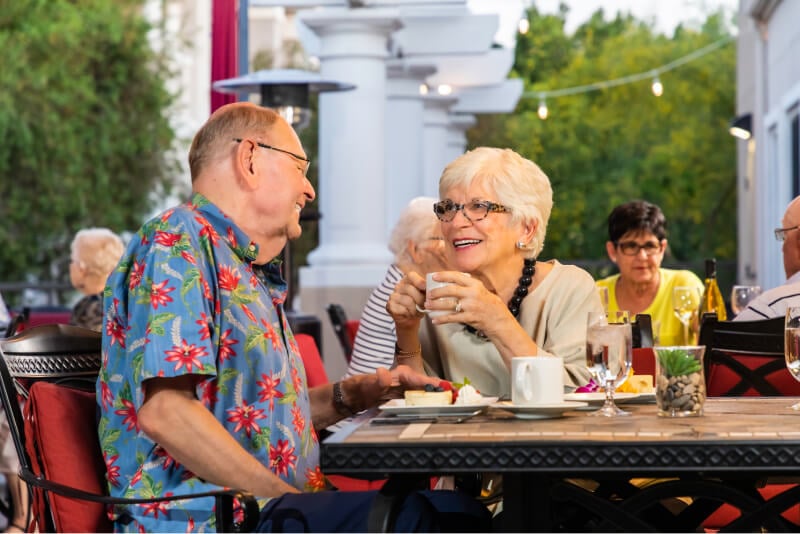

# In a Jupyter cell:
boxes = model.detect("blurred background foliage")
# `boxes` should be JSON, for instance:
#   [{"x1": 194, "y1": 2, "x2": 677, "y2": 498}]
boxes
[
  {"x1": 0, "y1": 0, "x2": 177, "y2": 300},
  {"x1": 468, "y1": 4, "x2": 736, "y2": 283}
]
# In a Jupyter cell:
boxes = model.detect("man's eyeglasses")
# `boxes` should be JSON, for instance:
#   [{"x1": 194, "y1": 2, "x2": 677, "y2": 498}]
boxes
[
  {"x1": 615, "y1": 241, "x2": 662, "y2": 256},
  {"x1": 775, "y1": 225, "x2": 800, "y2": 241},
  {"x1": 433, "y1": 199, "x2": 510, "y2": 223},
  {"x1": 233, "y1": 138, "x2": 311, "y2": 176}
]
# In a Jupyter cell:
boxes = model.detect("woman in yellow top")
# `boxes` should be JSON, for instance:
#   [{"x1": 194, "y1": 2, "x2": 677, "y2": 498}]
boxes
[{"x1": 596, "y1": 200, "x2": 703, "y2": 346}]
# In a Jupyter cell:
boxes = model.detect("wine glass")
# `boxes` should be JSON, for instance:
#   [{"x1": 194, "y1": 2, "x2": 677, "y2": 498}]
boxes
[
  {"x1": 673, "y1": 286, "x2": 701, "y2": 345},
  {"x1": 585, "y1": 310, "x2": 633, "y2": 417},
  {"x1": 730, "y1": 285, "x2": 762, "y2": 315},
  {"x1": 785, "y1": 307, "x2": 800, "y2": 410}
]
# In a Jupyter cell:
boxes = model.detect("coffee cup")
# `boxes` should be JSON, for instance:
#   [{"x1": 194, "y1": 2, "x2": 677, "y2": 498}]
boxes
[
  {"x1": 511, "y1": 356, "x2": 564, "y2": 406},
  {"x1": 415, "y1": 272, "x2": 458, "y2": 318}
]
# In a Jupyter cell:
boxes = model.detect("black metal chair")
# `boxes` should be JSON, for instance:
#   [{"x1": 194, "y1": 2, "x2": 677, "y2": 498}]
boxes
[
  {"x1": 698, "y1": 313, "x2": 793, "y2": 396},
  {"x1": 632, "y1": 314, "x2": 653, "y2": 348},
  {"x1": 0, "y1": 324, "x2": 258, "y2": 532},
  {"x1": 326, "y1": 303, "x2": 355, "y2": 361}
]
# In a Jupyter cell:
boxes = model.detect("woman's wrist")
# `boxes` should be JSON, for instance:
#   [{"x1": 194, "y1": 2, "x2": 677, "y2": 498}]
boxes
[{"x1": 394, "y1": 342, "x2": 421, "y2": 358}]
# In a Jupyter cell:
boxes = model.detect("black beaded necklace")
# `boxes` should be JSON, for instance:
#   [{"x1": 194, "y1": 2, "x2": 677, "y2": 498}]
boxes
[{"x1": 464, "y1": 258, "x2": 536, "y2": 340}]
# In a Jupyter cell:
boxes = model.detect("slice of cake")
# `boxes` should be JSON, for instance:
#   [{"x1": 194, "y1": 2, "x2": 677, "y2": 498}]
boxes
[{"x1": 404, "y1": 389, "x2": 452, "y2": 406}]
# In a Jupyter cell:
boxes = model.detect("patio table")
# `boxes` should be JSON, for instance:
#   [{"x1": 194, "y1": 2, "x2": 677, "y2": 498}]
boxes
[{"x1": 322, "y1": 397, "x2": 800, "y2": 531}]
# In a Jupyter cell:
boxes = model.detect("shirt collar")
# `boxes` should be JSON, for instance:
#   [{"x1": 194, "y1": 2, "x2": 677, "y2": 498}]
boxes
[{"x1": 189, "y1": 192, "x2": 259, "y2": 262}]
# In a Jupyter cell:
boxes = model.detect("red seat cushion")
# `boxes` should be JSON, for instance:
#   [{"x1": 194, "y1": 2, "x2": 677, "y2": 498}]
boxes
[
  {"x1": 24, "y1": 381, "x2": 111, "y2": 532},
  {"x1": 296, "y1": 333, "x2": 329, "y2": 388}
]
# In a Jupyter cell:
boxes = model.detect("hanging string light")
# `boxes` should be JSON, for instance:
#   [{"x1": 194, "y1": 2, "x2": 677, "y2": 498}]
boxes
[
  {"x1": 524, "y1": 36, "x2": 732, "y2": 119},
  {"x1": 651, "y1": 75, "x2": 663, "y2": 97},
  {"x1": 537, "y1": 96, "x2": 548, "y2": 120}
]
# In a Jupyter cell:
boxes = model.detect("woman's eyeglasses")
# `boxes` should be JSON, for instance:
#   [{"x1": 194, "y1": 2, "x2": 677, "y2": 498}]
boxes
[
  {"x1": 615, "y1": 241, "x2": 662, "y2": 256},
  {"x1": 433, "y1": 200, "x2": 509, "y2": 223}
]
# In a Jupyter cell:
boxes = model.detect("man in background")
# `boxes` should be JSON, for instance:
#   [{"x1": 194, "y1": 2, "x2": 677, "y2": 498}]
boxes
[{"x1": 735, "y1": 195, "x2": 800, "y2": 320}]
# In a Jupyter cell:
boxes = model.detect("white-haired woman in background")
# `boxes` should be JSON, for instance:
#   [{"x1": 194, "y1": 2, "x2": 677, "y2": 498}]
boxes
[
  {"x1": 69, "y1": 228, "x2": 125, "y2": 331},
  {"x1": 344, "y1": 197, "x2": 449, "y2": 377},
  {"x1": 387, "y1": 147, "x2": 603, "y2": 397}
]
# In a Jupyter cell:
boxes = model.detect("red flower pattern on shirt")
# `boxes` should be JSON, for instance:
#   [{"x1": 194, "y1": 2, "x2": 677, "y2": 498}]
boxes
[
  {"x1": 269, "y1": 439, "x2": 297, "y2": 478},
  {"x1": 149, "y1": 279, "x2": 175, "y2": 309},
  {"x1": 164, "y1": 340, "x2": 207, "y2": 373},
  {"x1": 227, "y1": 400, "x2": 267, "y2": 438}
]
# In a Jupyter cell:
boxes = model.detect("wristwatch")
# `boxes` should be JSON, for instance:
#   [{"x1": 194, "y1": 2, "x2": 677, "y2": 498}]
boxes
[{"x1": 332, "y1": 381, "x2": 356, "y2": 416}]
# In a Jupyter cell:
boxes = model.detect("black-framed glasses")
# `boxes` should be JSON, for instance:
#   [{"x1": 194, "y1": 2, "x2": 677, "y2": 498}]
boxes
[
  {"x1": 433, "y1": 199, "x2": 510, "y2": 223},
  {"x1": 775, "y1": 225, "x2": 800, "y2": 242},
  {"x1": 233, "y1": 138, "x2": 311, "y2": 176},
  {"x1": 615, "y1": 240, "x2": 663, "y2": 256}
]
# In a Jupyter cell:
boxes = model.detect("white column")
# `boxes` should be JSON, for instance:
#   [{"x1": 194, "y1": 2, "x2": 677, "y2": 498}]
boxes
[
  {"x1": 421, "y1": 94, "x2": 457, "y2": 197},
  {"x1": 384, "y1": 61, "x2": 436, "y2": 236},
  {"x1": 299, "y1": 8, "x2": 401, "y2": 287},
  {"x1": 444, "y1": 113, "x2": 475, "y2": 167}
]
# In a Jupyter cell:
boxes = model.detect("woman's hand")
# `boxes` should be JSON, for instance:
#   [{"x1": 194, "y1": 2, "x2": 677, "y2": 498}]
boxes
[
  {"x1": 387, "y1": 270, "x2": 427, "y2": 331},
  {"x1": 424, "y1": 271, "x2": 511, "y2": 335}
]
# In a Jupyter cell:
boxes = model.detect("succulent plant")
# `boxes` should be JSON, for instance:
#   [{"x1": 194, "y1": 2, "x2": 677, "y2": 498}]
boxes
[{"x1": 657, "y1": 348, "x2": 701, "y2": 377}]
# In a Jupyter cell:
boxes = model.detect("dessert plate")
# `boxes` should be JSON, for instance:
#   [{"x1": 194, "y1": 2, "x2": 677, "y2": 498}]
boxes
[
  {"x1": 490, "y1": 400, "x2": 588, "y2": 420},
  {"x1": 378, "y1": 397, "x2": 498, "y2": 417},
  {"x1": 624, "y1": 392, "x2": 656, "y2": 404},
  {"x1": 564, "y1": 392, "x2": 640, "y2": 405}
]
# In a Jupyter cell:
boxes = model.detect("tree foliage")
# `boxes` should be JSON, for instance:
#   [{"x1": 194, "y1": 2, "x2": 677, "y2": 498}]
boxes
[
  {"x1": 468, "y1": 5, "x2": 736, "y2": 276},
  {"x1": 0, "y1": 0, "x2": 177, "y2": 287}
]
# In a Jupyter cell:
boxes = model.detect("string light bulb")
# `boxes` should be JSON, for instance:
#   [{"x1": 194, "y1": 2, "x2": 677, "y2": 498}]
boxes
[
  {"x1": 419, "y1": 84, "x2": 429, "y2": 95},
  {"x1": 651, "y1": 76, "x2": 663, "y2": 97},
  {"x1": 537, "y1": 97, "x2": 548, "y2": 120},
  {"x1": 437, "y1": 84, "x2": 453, "y2": 96},
  {"x1": 518, "y1": 18, "x2": 530, "y2": 34}
]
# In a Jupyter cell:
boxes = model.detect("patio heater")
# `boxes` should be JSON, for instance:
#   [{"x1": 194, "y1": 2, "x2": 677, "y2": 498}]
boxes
[{"x1": 213, "y1": 69, "x2": 354, "y2": 351}]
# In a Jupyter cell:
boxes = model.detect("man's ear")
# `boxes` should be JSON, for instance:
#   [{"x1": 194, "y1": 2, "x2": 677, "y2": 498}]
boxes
[
  {"x1": 606, "y1": 241, "x2": 618, "y2": 263},
  {"x1": 234, "y1": 140, "x2": 259, "y2": 189}
]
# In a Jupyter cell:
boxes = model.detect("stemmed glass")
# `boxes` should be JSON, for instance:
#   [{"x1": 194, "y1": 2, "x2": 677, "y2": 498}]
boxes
[
  {"x1": 585, "y1": 310, "x2": 633, "y2": 417},
  {"x1": 731, "y1": 285, "x2": 762, "y2": 315},
  {"x1": 673, "y1": 286, "x2": 701, "y2": 345},
  {"x1": 784, "y1": 307, "x2": 800, "y2": 410}
]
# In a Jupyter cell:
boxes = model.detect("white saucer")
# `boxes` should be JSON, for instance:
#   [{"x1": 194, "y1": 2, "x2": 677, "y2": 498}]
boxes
[
  {"x1": 564, "y1": 392, "x2": 640, "y2": 405},
  {"x1": 490, "y1": 400, "x2": 588, "y2": 420}
]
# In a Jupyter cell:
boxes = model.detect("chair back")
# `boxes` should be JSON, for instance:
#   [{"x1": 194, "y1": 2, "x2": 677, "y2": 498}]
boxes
[
  {"x1": 25, "y1": 381, "x2": 110, "y2": 532},
  {"x1": 296, "y1": 333, "x2": 329, "y2": 387},
  {"x1": 0, "y1": 324, "x2": 103, "y2": 531},
  {"x1": 632, "y1": 348, "x2": 656, "y2": 379},
  {"x1": 698, "y1": 314, "x2": 795, "y2": 396},
  {"x1": 326, "y1": 304, "x2": 354, "y2": 361},
  {"x1": 632, "y1": 314, "x2": 654, "y2": 348},
  {"x1": 0, "y1": 325, "x2": 259, "y2": 532}
]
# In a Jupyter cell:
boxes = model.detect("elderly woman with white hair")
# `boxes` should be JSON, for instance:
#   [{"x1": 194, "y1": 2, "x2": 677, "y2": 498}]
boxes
[
  {"x1": 69, "y1": 227, "x2": 125, "y2": 331},
  {"x1": 344, "y1": 197, "x2": 448, "y2": 377},
  {"x1": 387, "y1": 147, "x2": 603, "y2": 397}
]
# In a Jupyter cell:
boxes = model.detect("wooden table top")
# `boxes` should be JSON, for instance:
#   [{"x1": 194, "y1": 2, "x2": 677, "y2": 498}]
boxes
[{"x1": 322, "y1": 397, "x2": 800, "y2": 476}]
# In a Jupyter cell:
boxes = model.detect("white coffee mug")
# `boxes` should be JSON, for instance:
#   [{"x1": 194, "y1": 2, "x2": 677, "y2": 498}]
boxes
[
  {"x1": 511, "y1": 356, "x2": 564, "y2": 406},
  {"x1": 415, "y1": 272, "x2": 457, "y2": 318}
]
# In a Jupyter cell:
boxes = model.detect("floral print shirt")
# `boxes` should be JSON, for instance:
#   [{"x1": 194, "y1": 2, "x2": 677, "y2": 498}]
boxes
[{"x1": 97, "y1": 193, "x2": 324, "y2": 532}]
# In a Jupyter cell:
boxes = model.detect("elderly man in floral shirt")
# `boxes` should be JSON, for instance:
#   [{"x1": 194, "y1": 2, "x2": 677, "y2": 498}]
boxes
[{"x1": 98, "y1": 102, "x2": 490, "y2": 532}]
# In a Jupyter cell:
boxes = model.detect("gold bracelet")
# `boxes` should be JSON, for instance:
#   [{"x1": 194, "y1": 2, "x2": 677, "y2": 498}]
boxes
[{"x1": 394, "y1": 343, "x2": 421, "y2": 357}]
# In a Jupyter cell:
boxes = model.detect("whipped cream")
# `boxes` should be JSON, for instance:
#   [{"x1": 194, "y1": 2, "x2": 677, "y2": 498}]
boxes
[{"x1": 454, "y1": 384, "x2": 483, "y2": 405}]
